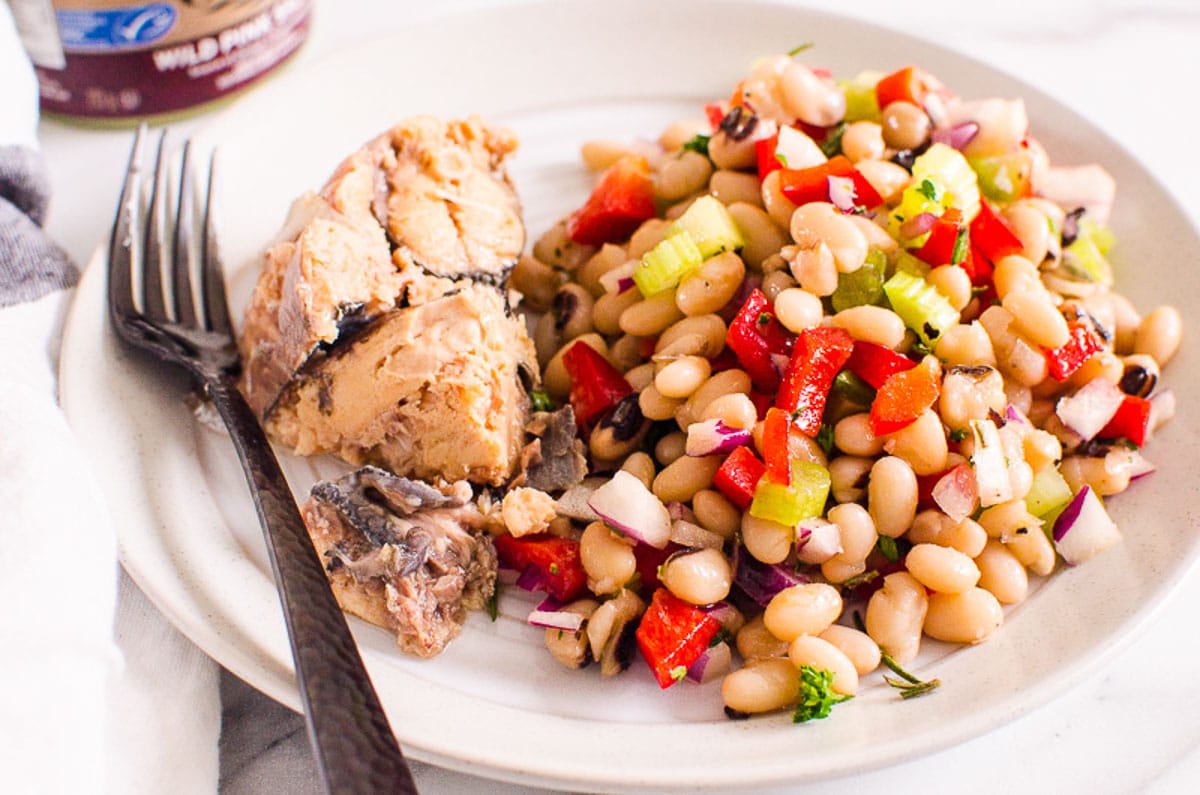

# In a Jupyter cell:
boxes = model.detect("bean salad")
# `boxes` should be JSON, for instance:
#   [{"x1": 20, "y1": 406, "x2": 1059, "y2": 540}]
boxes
[{"x1": 500, "y1": 51, "x2": 1182, "y2": 722}]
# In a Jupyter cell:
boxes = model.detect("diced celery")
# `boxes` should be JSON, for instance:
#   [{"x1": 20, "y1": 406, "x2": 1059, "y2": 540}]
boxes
[
  {"x1": 883, "y1": 270, "x2": 960, "y2": 348},
  {"x1": 968, "y1": 151, "x2": 1032, "y2": 205},
  {"x1": 838, "y1": 70, "x2": 884, "y2": 123},
  {"x1": 749, "y1": 460, "x2": 831, "y2": 527},
  {"x1": 1025, "y1": 466, "x2": 1074, "y2": 526},
  {"x1": 888, "y1": 177, "x2": 948, "y2": 244},
  {"x1": 892, "y1": 249, "x2": 931, "y2": 278},
  {"x1": 633, "y1": 231, "x2": 703, "y2": 296},
  {"x1": 912, "y1": 143, "x2": 980, "y2": 222},
  {"x1": 669, "y1": 195, "x2": 744, "y2": 259},
  {"x1": 831, "y1": 246, "x2": 887, "y2": 312},
  {"x1": 1062, "y1": 218, "x2": 1114, "y2": 286}
]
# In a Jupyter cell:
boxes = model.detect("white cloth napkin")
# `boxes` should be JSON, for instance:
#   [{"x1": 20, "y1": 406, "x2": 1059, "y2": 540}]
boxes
[{"x1": 0, "y1": 5, "x2": 219, "y2": 792}]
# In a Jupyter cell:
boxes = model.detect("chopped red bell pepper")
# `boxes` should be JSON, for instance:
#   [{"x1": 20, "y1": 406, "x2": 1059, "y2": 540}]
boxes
[
  {"x1": 875, "y1": 66, "x2": 930, "y2": 109},
  {"x1": 704, "y1": 102, "x2": 727, "y2": 130},
  {"x1": 914, "y1": 207, "x2": 965, "y2": 267},
  {"x1": 959, "y1": 241, "x2": 994, "y2": 288},
  {"x1": 970, "y1": 200, "x2": 1024, "y2": 263},
  {"x1": 776, "y1": 327, "x2": 856, "y2": 436},
  {"x1": 494, "y1": 533, "x2": 587, "y2": 603},
  {"x1": 634, "y1": 542, "x2": 682, "y2": 594},
  {"x1": 869, "y1": 355, "x2": 942, "y2": 436},
  {"x1": 713, "y1": 445, "x2": 766, "y2": 510},
  {"x1": 845, "y1": 341, "x2": 918, "y2": 389},
  {"x1": 762, "y1": 407, "x2": 793, "y2": 485},
  {"x1": 725, "y1": 289, "x2": 793, "y2": 390},
  {"x1": 1044, "y1": 321, "x2": 1104, "y2": 382},
  {"x1": 561, "y1": 340, "x2": 632, "y2": 428},
  {"x1": 755, "y1": 133, "x2": 782, "y2": 180},
  {"x1": 777, "y1": 155, "x2": 884, "y2": 209},
  {"x1": 565, "y1": 155, "x2": 657, "y2": 246},
  {"x1": 1098, "y1": 394, "x2": 1152, "y2": 447},
  {"x1": 635, "y1": 588, "x2": 722, "y2": 689},
  {"x1": 749, "y1": 390, "x2": 774, "y2": 422}
]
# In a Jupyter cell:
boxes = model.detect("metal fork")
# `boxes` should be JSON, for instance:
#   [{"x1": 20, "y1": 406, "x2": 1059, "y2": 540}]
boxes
[{"x1": 108, "y1": 126, "x2": 418, "y2": 795}]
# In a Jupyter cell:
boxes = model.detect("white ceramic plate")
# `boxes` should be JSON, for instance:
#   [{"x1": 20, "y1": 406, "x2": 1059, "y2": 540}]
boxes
[{"x1": 59, "y1": 0, "x2": 1200, "y2": 790}]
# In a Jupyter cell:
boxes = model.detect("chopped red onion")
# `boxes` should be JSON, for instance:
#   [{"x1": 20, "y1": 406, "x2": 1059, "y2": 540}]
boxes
[
  {"x1": 599, "y1": 261, "x2": 638, "y2": 295},
  {"x1": 1056, "y1": 378, "x2": 1126, "y2": 441},
  {"x1": 685, "y1": 641, "x2": 732, "y2": 684},
  {"x1": 770, "y1": 352, "x2": 791, "y2": 378},
  {"x1": 516, "y1": 565, "x2": 551, "y2": 594},
  {"x1": 932, "y1": 464, "x2": 979, "y2": 524},
  {"x1": 1128, "y1": 451, "x2": 1156, "y2": 481},
  {"x1": 527, "y1": 597, "x2": 585, "y2": 632},
  {"x1": 686, "y1": 418, "x2": 752, "y2": 457},
  {"x1": 1052, "y1": 485, "x2": 1122, "y2": 565},
  {"x1": 587, "y1": 470, "x2": 672, "y2": 548},
  {"x1": 827, "y1": 175, "x2": 858, "y2": 213},
  {"x1": 930, "y1": 121, "x2": 979, "y2": 151},
  {"x1": 1005, "y1": 403, "x2": 1031, "y2": 426},
  {"x1": 700, "y1": 601, "x2": 740, "y2": 627},
  {"x1": 734, "y1": 545, "x2": 808, "y2": 606},
  {"x1": 795, "y1": 518, "x2": 842, "y2": 564},
  {"x1": 900, "y1": 212, "x2": 937, "y2": 239}
]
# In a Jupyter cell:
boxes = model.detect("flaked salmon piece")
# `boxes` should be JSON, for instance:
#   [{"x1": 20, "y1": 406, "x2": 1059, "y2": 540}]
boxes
[
  {"x1": 238, "y1": 115, "x2": 537, "y2": 484},
  {"x1": 302, "y1": 466, "x2": 497, "y2": 658}
]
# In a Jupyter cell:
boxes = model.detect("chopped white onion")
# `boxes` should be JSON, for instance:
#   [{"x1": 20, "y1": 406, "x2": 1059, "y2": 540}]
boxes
[
  {"x1": 587, "y1": 470, "x2": 672, "y2": 548},
  {"x1": 1056, "y1": 378, "x2": 1126, "y2": 441},
  {"x1": 527, "y1": 603, "x2": 585, "y2": 632},
  {"x1": 899, "y1": 212, "x2": 937, "y2": 239},
  {"x1": 794, "y1": 517, "x2": 842, "y2": 564},
  {"x1": 1039, "y1": 164, "x2": 1116, "y2": 227},
  {"x1": 1128, "y1": 451, "x2": 1157, "y2": 481},
  {"x1": 686, "y1": 418, "x2": 752, "y2": 457},
  {"x1": 932, "y1": 463, "x2": 979, "y2": 523},
  {"x1": 599, "y1": 260, "x2": 638, "y2": 295},
  {"x1": 1052, "y1": 485, "x2": 1122, "y2": 566},
  {"x1": 774, "y1": 124, "x2": 826, "y2": 170},
  {"x1": 970, "y1": 419, "x2": 1012, "y2": 508},
  {"x1": 827, "y1": 175, "x2": 858, "y2": 213}
]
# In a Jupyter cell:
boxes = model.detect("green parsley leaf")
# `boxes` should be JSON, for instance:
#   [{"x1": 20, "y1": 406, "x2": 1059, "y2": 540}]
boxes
[
  {"x1": 949, "y1": 428, "x2": 968, "y2": 443},
  {"x1": 878, "y1": 535, "x2": 900, "y2": 563},
  {"x1": 682, "y1": 133, "x2": 711, "y2": 157},
  {"x1": 819, "y1": 122, "x2": 847, "y2": 159},
  {"x1": 916, "y1": 178, "x2": 939, "y2": 202},
  {"x1": 788, "y1": 42, "x2": 815, "y2": 57},
  {"x1": 851, "y1": 610, "x2": 942, "y2": 700},
  {"x1": 793, "y1": 665, "x2": 853, "y2": 723},
  {"x1": 951, "y1": 226, "x2": 969, "y2": 265},
  {"x1": 841, "y1": 569, "x2": 880, "y2": 590},
  {"x1": 816, "y1": 423, "x2": 836, "y2": 456},
  {"x1": 530, "y1": 388, "x2": 555, "y2": 413}
]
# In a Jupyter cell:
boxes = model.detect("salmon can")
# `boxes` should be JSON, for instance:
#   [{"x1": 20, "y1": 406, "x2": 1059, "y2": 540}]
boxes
[{"x1": 9, "y1": 0, "x2": 312, "y2": 121}]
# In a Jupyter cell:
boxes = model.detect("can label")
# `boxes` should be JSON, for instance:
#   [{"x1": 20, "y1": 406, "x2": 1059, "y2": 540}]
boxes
[{"x1": 12, "y1": 0, "x2": 312, "y2": 120}]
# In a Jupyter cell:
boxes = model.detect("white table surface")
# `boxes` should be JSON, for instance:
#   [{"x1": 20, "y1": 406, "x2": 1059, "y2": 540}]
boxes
[{"x1": 37, "y1": 0, "x2": 1199, "y2": 792}]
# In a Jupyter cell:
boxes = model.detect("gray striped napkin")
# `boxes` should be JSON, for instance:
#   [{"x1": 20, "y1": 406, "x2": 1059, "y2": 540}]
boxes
[{"x1": 0, "y1": 143, "x2": 77, "y2": 307}]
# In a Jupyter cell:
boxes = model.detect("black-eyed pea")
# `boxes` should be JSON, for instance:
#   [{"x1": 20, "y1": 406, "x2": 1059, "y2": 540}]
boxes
[
  {"x1": 841, "y1": 121, "x2": 885, "y2": 163},
  {"x1": 790, "y1": 202, "x2": 869, "y2": 273},
  {"x1": 652, "y1": 454, "x2": 722, "y2": 504},
  {"x1": 883, "y1": 409, "x2": 949, "y2": 476},
  {"x1": 865, "y1": 572, "x2": 928, "y2": 664},
  {"x1": 661, "y1": 548, "x2": 733, "y2": 606},
  {"x1": 620, "y1": 451, "x2": 656, "y2": 491},
  {"x1": 620, "y1": 290, "x2": 685, "y2": 337},
  {"x1": 543, "y1": 333, "x2": 607, "y2": 399},
  {"x1": 708, "y1": 128, "x2": 759, "y2": 171},
  {"x1": 906, "y1": 543, "x2": 981, "y2": 594},
  {"x1": 831, "y1": 305, "x2": 907, "y2": 348},
  {"x1": 702, "y1": 392, "x2": 758, "y2": 430},
  {"x1": 829, "y1": 456, "x2": 874, "y2": 504},
  {"x1": 580, "y1": 521, "x2": 637, "y2": 596},
  {"x1": 939, "y1": 366, "x2": 1007, "y2": 432},
  {"x1": 511, "y1": 254, "x2": 564, "y2": 312},
  {"x1": 868, "y1": 456, "x2": 918, "y2": 538},
  {"x1": 676, "y1": 252, "x2": 746, "y2": 316},
  {"x1": 741, "y1": 513, "x2": 794, "y2": 565},
  {"x1": 709, "y1": 169, "x2": 763, "y2": 207},
  {"x1": 818, "y1": 625, "x2": 882, "y2": 676},
  {"x1": 923, "y1": 588, "x2": 1004, "y2": 644},
  {"x1": 1134, "y1": 306, "x2": 1183, "y2": 367},
  {"x1": 727, "y1": 202, "x2": 789, "y2": 270},
  {"x1": 854, "y1": 159, "x2": 910, "y2": 205},
  {"x1": 721, "y1": 658, "x2": 799, "y2": 715},
  {"x1": 763, "y1": 583, "x2": 843, "y2": 642},
  {"x1": 788, "y1": 635, "x2": 859, "y2": 696},
  {"x1": 593, "y1": 286, "x2": 642, "y2": 336},
  {"x1": 761, "y1": 170, "x2": 801, "y2": 230},
  {"x1": 1004, "y1": 288, "x2": 1070, "y2": 349},
  {"x1": 736, "y1": 614, "x2": 790, "y2": 660},
  {"x1": 834, "y1": 412, "x2": 885, "y2": 457},
  {"x1": 926, "y1": 265, "x2": 973, "y2": 312},
  {"x1": 975, "y1": 540, "x2": 1029, "y2": 605},
  {"x1": 692, "y1": 489, "x2": 741, "y2": 539}
]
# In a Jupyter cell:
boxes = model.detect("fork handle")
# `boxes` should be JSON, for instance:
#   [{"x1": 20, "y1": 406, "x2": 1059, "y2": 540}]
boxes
[{"x1": 204, "y1": 372, "x2": 418, "y2": 795}]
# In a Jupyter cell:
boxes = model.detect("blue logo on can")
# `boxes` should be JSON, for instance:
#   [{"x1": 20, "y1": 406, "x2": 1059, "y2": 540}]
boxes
[{"x1": 58, "y1": 4, "x2": 177, "y2": 50}]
